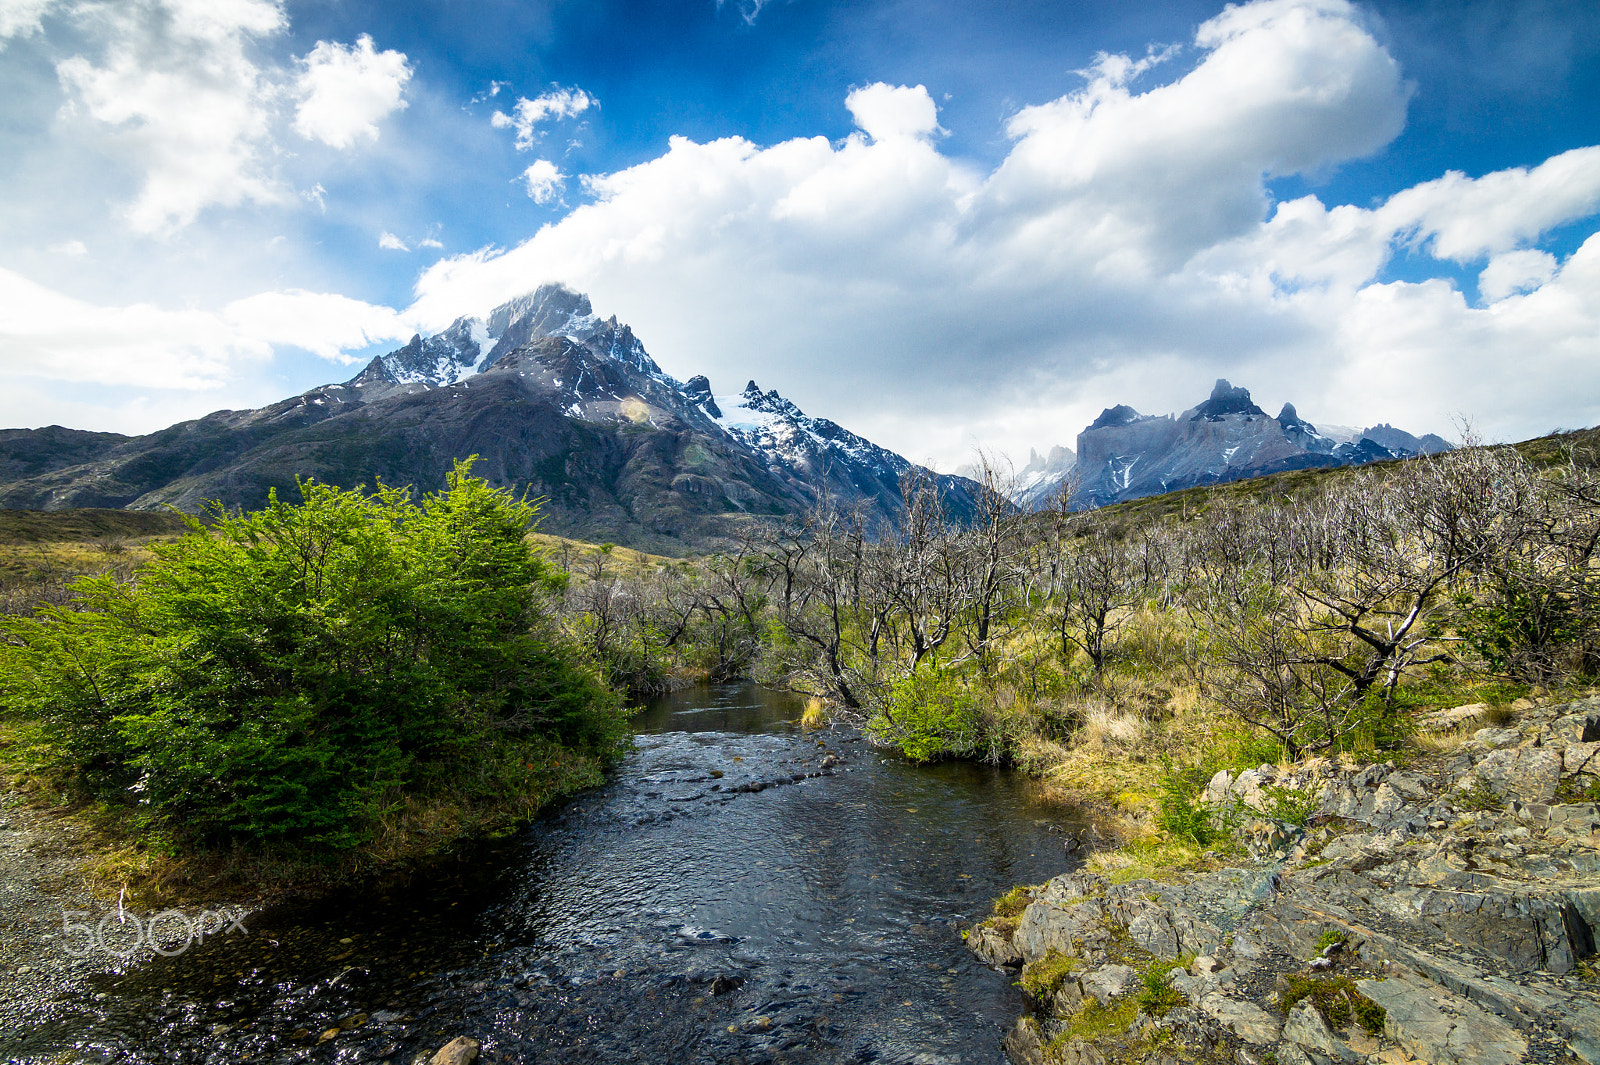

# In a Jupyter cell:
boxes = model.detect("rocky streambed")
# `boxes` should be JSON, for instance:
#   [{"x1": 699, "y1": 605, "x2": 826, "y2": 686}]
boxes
[{"x1": 968, "y1": 696, "x2": 1600, "y2": 1065}]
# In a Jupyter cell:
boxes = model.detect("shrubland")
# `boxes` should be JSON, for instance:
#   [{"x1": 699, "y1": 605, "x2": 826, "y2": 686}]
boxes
[
  {"x1": 0, "y1": 462, "x2": 627, "y2": 899},
  {"x1": 4, "y1": 430, "x2": 1597, "y2": 897},
  {"x1": 554, "y1": 432, "x2": 1600, "y2": 865}
]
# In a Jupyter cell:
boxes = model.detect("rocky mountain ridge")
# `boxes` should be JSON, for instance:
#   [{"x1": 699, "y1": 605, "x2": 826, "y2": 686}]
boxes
[
  {"x1": 1015, "y1": 381, "x2": 1451, "y2": 509},
  {"x1": 968, "y1": 695, "x2": 1600, "y2": 1065},
  {"x1": 0, "y1": 284, "x2": 981, "y2": 552}
]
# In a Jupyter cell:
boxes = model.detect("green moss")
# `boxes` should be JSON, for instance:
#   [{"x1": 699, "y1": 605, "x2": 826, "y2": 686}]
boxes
[
  {"x1": 1281, "y1": 975, "x2": 1386, "y2": 1035},
  {"x1": 1018, "y1": 949, "x2": 1081, "y2": 999}
]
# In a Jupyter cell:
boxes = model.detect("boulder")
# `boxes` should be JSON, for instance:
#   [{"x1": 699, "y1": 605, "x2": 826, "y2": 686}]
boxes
[
  {"x1": 968, "y1": 922, "x2": 1023, "y2": 967},
  {"x1": 1001, "y1": 1016, "x2": 1046, "y2": 1065},
  {"x1": 1080, "y1": 963, "x2": 1137, "y2": 1006}
]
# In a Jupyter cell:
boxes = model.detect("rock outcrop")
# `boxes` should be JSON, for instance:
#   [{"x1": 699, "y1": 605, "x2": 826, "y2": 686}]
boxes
[{"x1": 970, "y1": 696, "x2": 1600, "y2": 1065}]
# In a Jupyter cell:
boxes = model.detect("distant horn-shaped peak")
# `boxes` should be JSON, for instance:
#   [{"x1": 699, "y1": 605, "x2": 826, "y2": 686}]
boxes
[
  {"x1": 1190, "y1": 379, "x2": 1266, "y2": 420},
  {"x1": 1089, "y1": 404, "x2": 1143, "y2": 430},
  {"x1": 1277, "y1": 402, "x2": 1304, "y2": 425}
]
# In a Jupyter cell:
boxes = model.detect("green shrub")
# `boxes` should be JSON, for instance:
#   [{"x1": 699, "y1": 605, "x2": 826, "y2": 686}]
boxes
[
  {"x1": 0, "y1": 461, "x2": 627, "y2": 849},
  {"x1": 1280, "y1": 975, "x2": 1385, "y2": 1035},
  {"x1": 868, "y1": 663, "x2": 984, "y2": 763},
  {"x1": 1262, "y1": 783, "x2": 1320, "y2": 827},
  {"x1": 1154, "y1": 757, "x2": 1230, "y2": 845}
]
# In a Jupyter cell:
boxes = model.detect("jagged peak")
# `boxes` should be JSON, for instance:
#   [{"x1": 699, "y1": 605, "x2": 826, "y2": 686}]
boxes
[
  {"x1": 1190, "y1": 379, "x2": 1266, "y2": 421},
  {"x1": 1089, "y1": 404, "x2": 1143, "y2": 430}
]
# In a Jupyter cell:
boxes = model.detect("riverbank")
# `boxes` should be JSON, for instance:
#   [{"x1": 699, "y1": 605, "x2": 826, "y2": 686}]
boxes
[{"x1": 967, "y1": 694, "x2": 1600, "y2": 1065}]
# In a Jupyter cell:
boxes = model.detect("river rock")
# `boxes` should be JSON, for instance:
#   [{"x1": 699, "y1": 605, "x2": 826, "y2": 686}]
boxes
[
  {"x1": 988, "y1": 695, "x2": 1600, "y2": 1065},
  {"x1": 968, "y1": 922, "x2": 1023, "y2": 967},
  {"x1": 1001, "y1": 1017, "x2": 1046, "y2": 1065},
  {"x1": 430, "y1": 1037, "x2": 481, "y2": 1065}
]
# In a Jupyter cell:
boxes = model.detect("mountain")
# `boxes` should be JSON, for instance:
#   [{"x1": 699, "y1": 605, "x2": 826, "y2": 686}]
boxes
[
  {"x1": 1024, "y1": 379, "x2": 1450, "y2": 508},
  {"x1": 957, "y1": 446, "x2": 1078, "y2": 508},
  {"x1": 0, "y1": 285, "x2": 982, "y2": 553}
]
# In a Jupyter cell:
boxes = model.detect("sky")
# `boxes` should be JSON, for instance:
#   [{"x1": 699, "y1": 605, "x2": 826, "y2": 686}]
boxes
[{"x1": 2, "y1": 0, "x2": 1598, "y2": 473}]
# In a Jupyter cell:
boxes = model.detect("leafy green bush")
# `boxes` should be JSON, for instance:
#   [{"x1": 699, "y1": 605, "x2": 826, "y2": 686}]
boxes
[
  {"x1": 0, "y1": 461, "x2": 627, "y2": 849},
  {"x1": 868, "y1": 663, "x2": 983, "y2": 762}
]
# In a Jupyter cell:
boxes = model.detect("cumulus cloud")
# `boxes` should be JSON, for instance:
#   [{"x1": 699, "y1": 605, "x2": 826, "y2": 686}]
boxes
[
  {"x1": 491, "y1": 87, "x2": 596, "y2": 150},
  {"x1": 54, "y1": 0, "x2": 289, "y2": 234},
  {"x1": 1479, "y1": 249, "x2": 1559, "y2": 301},
  {"x1": 845, "y1": 83, "x2": 941, "y2": 142},
  {"x1": 407, "y1": 0, "x2": 1600, "y2": 465},
  {"x1": 292, "y1": 34, "x2": 412, "y2": 149},
  {"x1": 519, "y1": 160, "x2": 565, "y2": 203},
  {"x1": 0, "y1": 0, "x2": 57, "y2": 43},
  {"x1": 48, "y1": 2, "x2": 407, "y2": 233}
]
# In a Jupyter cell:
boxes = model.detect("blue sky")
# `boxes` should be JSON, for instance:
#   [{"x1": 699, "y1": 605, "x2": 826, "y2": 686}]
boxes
[{"x1": 2, "y1": 0, "x2": 1598, "y2": 470}]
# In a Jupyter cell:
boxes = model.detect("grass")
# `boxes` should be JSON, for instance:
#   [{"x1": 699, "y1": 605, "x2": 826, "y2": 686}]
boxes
[
  {"x1": 993, "y1": 884, "x2": 1035, "y2": 918},
  {"x1": 1135, "y1": 964, "x2": 1187, "y2": 1017},
  {"x1": 1018, "y1": 950, "x2": 1080, "y2": 999},
  {"x1": 1458, "y1": 776, "x2": 1505, "y2": 812}
]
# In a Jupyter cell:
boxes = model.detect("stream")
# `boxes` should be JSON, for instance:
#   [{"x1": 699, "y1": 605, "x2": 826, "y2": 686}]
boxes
[{"x1": 3, "y1": 683, "x2": 1085, "y2": 1064}]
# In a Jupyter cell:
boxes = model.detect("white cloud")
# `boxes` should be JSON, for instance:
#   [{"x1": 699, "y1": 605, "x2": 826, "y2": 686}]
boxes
[
  {"x1": 491, "y1": 87, "x2": 596, "y2": 150},
  {"x1": 0, "y1": 0, "x2": 57, "y2": 43},
  {"x1": 716, "y1": 0, "x2": 771, "y2": 26},
  {"x1": 221, "y1": 289, "x2": 417, "y2": 361},
  {"x1": 408, "y1": 0, "x2": 1600, "y2": 466},
  {"x1": 49, "y1": 239, "x2": 87, "y2": 256},
  {"x1": 519, "y1": 160, "x2": 565, "y2": 203},
  {"x1": 54, "y1": 0, "x2": 289, "y2": 234},
  {"x1": 1379, "y1": 147, "x2": 1600, "y2": 262},
  {"x1": 292, "y1": 34, "x2": 412, "y2": 150},
  {"x1": 845, "y1": 83, "x2": 941, "y2": 143},
  {"x1": 0, "y1": 268, "x2": 418, "y2": 392},
  {"x1": 1479, "y1": 249, "x2": 1558, "y2": 301},
  {"x1": 378, "y1": 231, "x2": 409, "y2": 251}
]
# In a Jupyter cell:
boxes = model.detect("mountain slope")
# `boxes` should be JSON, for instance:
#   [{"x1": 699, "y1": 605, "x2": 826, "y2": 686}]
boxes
[{"x1": 0, "y1": 285, "x2": 981, "y2": 552}]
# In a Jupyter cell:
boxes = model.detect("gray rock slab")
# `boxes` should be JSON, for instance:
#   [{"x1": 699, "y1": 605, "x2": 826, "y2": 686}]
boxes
[
  {"x1": 1282, "y1": 1001, "x2": 1362, "y2": 1064},
  {"x1": 1356, "y1": 971, "x2": 1528, "y2": 1065}
]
